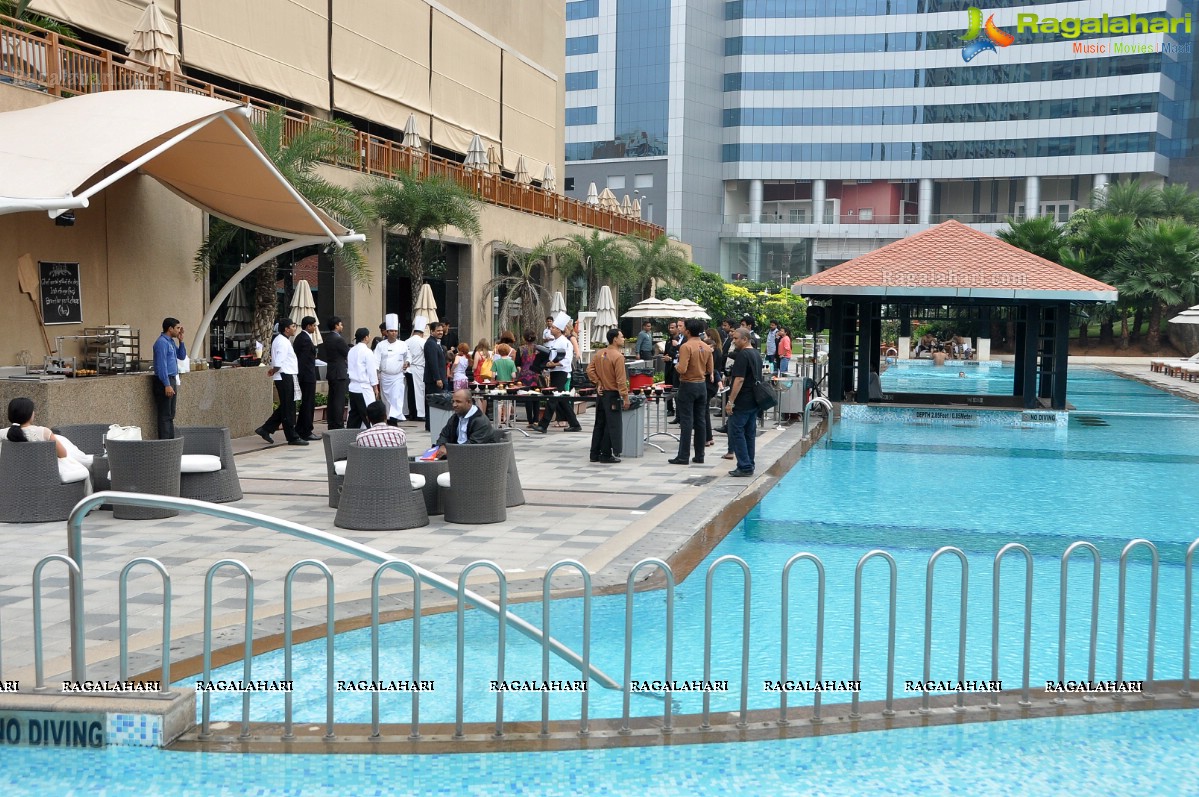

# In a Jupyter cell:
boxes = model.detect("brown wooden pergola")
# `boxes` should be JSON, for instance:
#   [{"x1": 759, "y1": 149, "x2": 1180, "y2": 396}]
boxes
[{"x1": 794, "y1": 221, "x2": 1117, "y2": 410}]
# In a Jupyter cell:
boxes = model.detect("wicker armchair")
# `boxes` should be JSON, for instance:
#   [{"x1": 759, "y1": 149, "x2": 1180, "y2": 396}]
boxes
[
  {"x1": 322, "y1": 429, "x2": 359, "y2": 508},
  {"x1": 0, "y1": 441, "x2": 89, "y2": 523},
  {"x1": 439, "y1": 443, "x2": 510, "y2": 524},
  {"x1": 52, "y1": 423, "x2": 112, "y2": 491},
  {"x1": 107, "y1": 437, "x2": 184, "y2": 520},
  {"x1": 496, "y1": 434, "x2": 525, "y2": 508},
  {"x1": 334, "y1": 444, "x2": 429, "y2": 531},
  {"x1": 178, "y1": 427, "x2": 242, "y2": 503}
]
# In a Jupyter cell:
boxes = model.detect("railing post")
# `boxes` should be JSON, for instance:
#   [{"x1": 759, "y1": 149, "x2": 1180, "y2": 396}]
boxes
[
  {"x1": 991, "y1": 543, "x2": 1033, "y2": 708},
  {"x1": 371, "y1": 560, "x2": 424, "y2": 740},
  {"x1": 921, "y1": 547, "x2": 969, "y2": 714},
  {"x1": 198, "y1": 560, "x2": 254, "y2": 741},
  {"x1": 621, "y1": 558, "x2": 675, "y2": 735},
  {"x1": 541, "y1": 560, "x2": 593, "y2": 738},
  {"x1": 455, "y1": 561, "x2": 508, "y2": 740},
  {"x1": 1057, "y1": 541, "x2": 1101, "y2": 704},
  {"x1": 1183, "y1": 538, "x2": 1199, "y2": 697},
  {"x1": 32, "y1": 554, "x2": 82, "y2": 690},
  {"x1": 851, "y1": 550, "x2": 897, "y2": 719},
  {"x1": 282, "y1": 560, "x2": 336, "y2": 741},
  {"x1": 46, "y1": 30, "x2": 61, "y2": 96},
  {"x1": 780, "y1": 553, "x2": 825, "y2": 725},
  {"x1": 701, "y1": 556, "x2": 751, "y2": 730},
  {"x1": 1116, "y1": 539, "x2": 1159, "y2": 700},
  {"x1": 118, "y1": 557, "x2": 172, "y2": 693}
]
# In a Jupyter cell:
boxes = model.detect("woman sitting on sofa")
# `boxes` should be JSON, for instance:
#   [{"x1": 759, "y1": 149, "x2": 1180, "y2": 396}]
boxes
[{"x1": 6, "y1": 397, "x2": 93, "y2": 487}]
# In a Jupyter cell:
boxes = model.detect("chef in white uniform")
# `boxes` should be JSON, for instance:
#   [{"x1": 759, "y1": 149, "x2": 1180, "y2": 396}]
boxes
[
  {"x1": 405, "y1": 315, "x2": 428, "y2": 422},
  {"x1": 374, "y1": 313, "x2": 408, "y2": 424},
  {"x1": 346, "y1": 326, "x2": 379, "y2": 429}
]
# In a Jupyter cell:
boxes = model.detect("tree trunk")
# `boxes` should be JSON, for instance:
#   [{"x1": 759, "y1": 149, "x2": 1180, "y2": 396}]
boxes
[
  {"x1": 1131, "y1": 307, "x2": 1144, "y2": 342},
  {"x1": 1005, "y1": 320, "x2": 1016, "y2": 351},
  {"x1": 406, "y1": 233, "x2": 424, "y2": 306},
  {"x1": 1146, "y1": 303, "x2": 1163, "y2": 350},
  {"x1": 1118, "y1": 312, "x2": 1129, "y2": 349},
  {"x1": 253, "y1": 259, "x2": 280, "y2": 365},
  {"x1": 1098, "y1": 320, "x2": 1114, "y2": 346},
  {"x1": 1077, "y1": 322, "x2": 1088, "y2": 347}
]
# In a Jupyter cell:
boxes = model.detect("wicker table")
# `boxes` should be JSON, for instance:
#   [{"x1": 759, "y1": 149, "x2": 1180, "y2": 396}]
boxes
[{"x1": 409, "y1": 458, "x2": 449, "y2": 515}]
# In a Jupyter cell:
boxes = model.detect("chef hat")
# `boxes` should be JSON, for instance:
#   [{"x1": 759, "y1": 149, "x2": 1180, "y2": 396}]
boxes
[
  {"x1": 384, "y1": 313, "x2": 400, "y2": 331},
  {"x1": 412, "y1": 315, "x2": 428, "y2": 332},
  {"x1": 552, "y1": 312, "x2": 571, "y2": 332}
]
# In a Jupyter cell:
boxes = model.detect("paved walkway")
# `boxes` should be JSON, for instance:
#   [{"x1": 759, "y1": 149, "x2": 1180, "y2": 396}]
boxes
[{"x1": 0, "y1": 402, "x2": 816, "y2": 685}]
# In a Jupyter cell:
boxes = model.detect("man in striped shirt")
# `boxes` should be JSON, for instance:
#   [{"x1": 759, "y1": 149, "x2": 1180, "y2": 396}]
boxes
[{"x1": 355, "y1": 401, "x2": 407, "y2": 448}]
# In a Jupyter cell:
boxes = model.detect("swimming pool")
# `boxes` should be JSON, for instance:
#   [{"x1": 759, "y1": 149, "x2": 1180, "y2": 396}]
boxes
[
  {"x1": 5, "y1": 709, "x2": 1197, "y2": 796},
  {"x1": 196, "y1": 367, "x2": 1199, "y2": 725},
  {"x1": 880, "y1": 359, "x2": 1013, "y2": 394}
]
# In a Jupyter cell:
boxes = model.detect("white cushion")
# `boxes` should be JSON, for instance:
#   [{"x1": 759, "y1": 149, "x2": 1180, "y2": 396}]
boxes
[
  {"x1": 180, "y1": 454, "x2": 222, "y2": 474},
  {"x1": 410, "y1": 474, "x2": 426, "y2": 490},
  {"x1": 436, "y1": 472, "x2": 451, "y2": 488},
  {"x1": 58, "y1": 458, "x2": 90, "y2": 484},
  {"x1": 333, "y1": 459, "x2": 347, "y2": 476}
]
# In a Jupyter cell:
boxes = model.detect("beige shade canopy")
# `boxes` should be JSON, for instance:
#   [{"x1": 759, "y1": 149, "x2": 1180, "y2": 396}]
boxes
[{"x1": 0, "y1": 90, "x2": 350, "y2": 242}]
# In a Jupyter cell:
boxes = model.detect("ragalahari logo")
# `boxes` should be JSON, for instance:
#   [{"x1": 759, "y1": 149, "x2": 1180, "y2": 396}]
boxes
[{"x1": 961, "y1": 7, "x2": 1014, "y2": 61}]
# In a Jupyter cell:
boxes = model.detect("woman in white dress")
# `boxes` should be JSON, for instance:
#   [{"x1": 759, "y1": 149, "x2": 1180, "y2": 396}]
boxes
[{"x1": 6, "y1": 397, "x2": 93, "y2": 488}]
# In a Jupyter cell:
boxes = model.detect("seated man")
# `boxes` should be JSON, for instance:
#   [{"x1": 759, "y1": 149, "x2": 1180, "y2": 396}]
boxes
[
  {"x1": 433, "y1": 388, "x2": 500, "y2": 458},
  {"x1": 356, "y1": 401, "x2": 407, "y2": 448}
]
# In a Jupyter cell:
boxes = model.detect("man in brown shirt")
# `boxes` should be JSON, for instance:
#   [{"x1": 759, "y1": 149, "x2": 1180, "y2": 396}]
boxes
[
  {"x1": 668, "y1": 318, "x2": 714, "y2": 465},
  {"x1": 587, "y1": 328, "x2": 631, "y2": 463}
]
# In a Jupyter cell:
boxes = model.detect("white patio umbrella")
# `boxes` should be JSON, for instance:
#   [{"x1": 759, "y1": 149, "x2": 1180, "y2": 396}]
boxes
[
  {"x1": 542, "y1": 164, "x2": 556, "y2": 192},
  {"x1": 486, "y1": 145, "x2": 502, "y2": 175},
  {"x1": 514, "y1": 155, "x2": 531, "y2": 185},
  {"x1": 551, "y1": 290, "x2": 567, "y2": 315},
  {"x1": 598, "y1": 187, "x2": 620, "y2": 212},
  {"x1": 289, "y1": 279, "x2": 322, "y2": 345},
  {"x1": 621, "y1": 194, "x2": 633, "y2": 216},
  {"x1": 586, "y1": 182, "x2": 599, "y2": 205},
  {"x1": 632, "y1": 197, "x2": 642, "y2": 219},
  {"x1": 591, "y1": 285, "x2": 619, "y2": 344},
  {"x1": 464, "y1": 135, "x2": 488, "y2": 170},
  {"x1": 620, "y1": 297, "x2": 669, "y2": 318},
  {"x1": 656, "y1": 299, "x2": 691, "y2": 319},
  {"x1": 402, "y1": 114, "x2": 422, "y2": 150},
  {"x1": 126, "y1": 1, "x2": 181, "y2": 73},
  {"x1": 414, "y1": 283, "x2": 439, "y2": 324},
  {"x1": 1169, "y1": 305, "x2": 1199, "y2": 323},
  {"x1": 678, "y1": 299, "x2": 712, "y2": 320}
]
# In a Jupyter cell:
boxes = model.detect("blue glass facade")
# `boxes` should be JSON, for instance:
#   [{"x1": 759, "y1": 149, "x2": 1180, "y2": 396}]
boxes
[
  {"x1": 566, "y1": 106, "x2": 599, "y2": 126},
  {"x1": 566, "y1": 70, "x2": 599, "y2": 91},
  {"x1": 566, "y1": 35, "x2": 599, "y2": 56},
  {"x1": 726, "y1": 0, "x2": 1070, "y2": 19},
  {"x1": 613, "y1": 0, "x2": 670, "y2": 158},
  {"x1": 566, "y1": 0, "x2": 600, "y2": 20},
  {"x1": 722, "y1": 133, "x2": 1156, "y2": 162}
]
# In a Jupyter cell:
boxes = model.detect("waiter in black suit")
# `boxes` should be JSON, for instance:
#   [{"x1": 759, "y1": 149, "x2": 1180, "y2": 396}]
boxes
[
  {"x1": 293, "y1": 316, "x2": 320, "y2": 440},
  {"x1": 318, "y1": 315, "x2": 350, "y2": 430},
  {"x1": 422, "y1": 322, "x2": 447, "y2": 431},
  {"x1": 663, "y1": 320, "x2": 679, "y2": 416}
]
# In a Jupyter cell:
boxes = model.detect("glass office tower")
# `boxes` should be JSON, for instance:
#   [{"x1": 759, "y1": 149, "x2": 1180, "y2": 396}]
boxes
[{"x1": 565, "y1": 0, "x2": 1196, "y2": 280}]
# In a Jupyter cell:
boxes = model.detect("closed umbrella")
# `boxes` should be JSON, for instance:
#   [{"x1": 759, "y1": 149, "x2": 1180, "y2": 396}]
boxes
[
  {"x1": 464, "y1": 135, "x2": 488, "y2": 171},
  {"x1": 402, "y1": 114, "x2": 422, "y2": 150},
  {"x1": 551, "y1": 290, "x2": 567, "y2": 315},
  {"x1": 486, "y1": 145, "x2": 502, "y2": 175},
  {"x1": 632, "y1": 197, "x2": 642, "y2": 219},
  {"x1": 514, "y1": 155, "x2": 531, "y2": 185},
  {"x1": 126, "y1": 1, "x2": 180, "y2": 73},
  {"x1": 542, "y1": 164, "x2": 556, "y2": 192},
  {"x1": 586, "y1": 182, "x2": 599, "y2": 205},
  {"x1": 591, "y1": 285, "x2": 619, "y2": 345},
  {"x1": 414, "y1": 283, "x2": 439, "y2": 324},
  {"x1": 223, "y1": 281, "x2": 252, "y2": 337},
  {"x1": 598, "y1": 187, "x2": 620, "y2": 212},
  {"x1": 289, "y1": 279, "x2": 322, "y2": 345},
  {"x1": 621, "y1": 194, "x2": 633, "y2": 216}
]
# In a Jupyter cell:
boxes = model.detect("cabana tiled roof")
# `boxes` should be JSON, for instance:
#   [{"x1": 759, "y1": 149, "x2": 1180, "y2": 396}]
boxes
[{"x1": 793, "y1": 220, "x2": 1117, "y2": 302}]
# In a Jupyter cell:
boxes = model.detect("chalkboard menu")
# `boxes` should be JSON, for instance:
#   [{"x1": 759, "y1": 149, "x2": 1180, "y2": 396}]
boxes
[{"x1": 40, "y1": 261, "x2": 82, "y2": 325}]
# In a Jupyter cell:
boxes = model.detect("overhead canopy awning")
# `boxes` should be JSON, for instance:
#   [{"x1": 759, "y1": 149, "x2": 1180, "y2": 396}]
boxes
[{"x1": 0, "y1": 90, "x2": 350, "y2": 242}]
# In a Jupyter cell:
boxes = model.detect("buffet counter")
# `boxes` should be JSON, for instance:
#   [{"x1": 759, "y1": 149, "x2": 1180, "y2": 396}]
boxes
[{"x1": 0, "y1": 366, "x2": 273, "y2": 438}]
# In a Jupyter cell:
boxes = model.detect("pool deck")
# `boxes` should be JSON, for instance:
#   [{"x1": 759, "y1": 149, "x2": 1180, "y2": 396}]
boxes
[{"x1": 0, "y1": 404, "x2": 825, "y2": 689}]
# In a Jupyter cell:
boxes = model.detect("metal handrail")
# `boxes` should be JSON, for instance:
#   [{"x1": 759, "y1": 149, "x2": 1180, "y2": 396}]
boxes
[
  {"x1": 32, "y1": 554, "x2": 81, "y2": 691},
  {"x1": 701, "y1": 556, "x2": 751, "y2": 730},
  {"x1": 780, "y1": 553, "x2": 826, "y2": 725},
  {"x1": 198, "y1": 560, "x2": 253, "y2": 741},
  {"x1": 118, "y1": 557, "x2": 171, "y2": 692},
  {"x1": 282, "y1": 560, "x2": 335, "y2": 740},
  {"x1": 541, "y1": 561, "x2": 592, "y2": 738},
  {"x1": 371, "y1": 560, "x2": 424, "y2": 740},
  {"x1": 1183, "y1": 539, "x2": 1199, "y2": 697},
  {"x1": 921, "y1": 547, "x2": 969, "y2": 714},
  {"x1": 991, "y1": 543, "x2": 1033, "y2": 707},
  {"x1": 66, "y1": 492, "x2": 621, "y2": 690},
  {"x1": 1057, "y1": 541, "x2": 1101, "y2": 703},
  {"x1": 456, "y1": 561, "x2": 508, "y2": 740},
  {"x1": 803, "y1": 397, "x2": 833, "y2": 438},
  {"x1": 852, "y1": 550, "x2": 897, "y2": 719},
  {"x1": 1116, "y1": 539, "x2": 1159, "y2": 699},
  {"x1": 621, "y1": 558, "x2": 675, "y2": 735}
]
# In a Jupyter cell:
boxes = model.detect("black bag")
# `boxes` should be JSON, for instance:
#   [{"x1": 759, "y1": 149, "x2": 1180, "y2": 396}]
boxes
[{"x1": 752, "y1": 380, "x2": 777, "y2": 411}]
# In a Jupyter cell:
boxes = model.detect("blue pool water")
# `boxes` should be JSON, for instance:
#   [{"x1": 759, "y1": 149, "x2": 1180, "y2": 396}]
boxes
[
  {"x1": 196, "y1": 367, "x2": 1199, "y2": 725},
  {"x1": 4, "y1": 710, "x2": 1198, "y2": 796},
  {"x1": 880, "y1": 359, "x2": 1013, "y2": 394}
]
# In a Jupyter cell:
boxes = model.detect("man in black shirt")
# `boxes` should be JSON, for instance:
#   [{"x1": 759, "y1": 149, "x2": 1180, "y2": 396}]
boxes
[
  {"x1": 318, "y1": 316, "x2": 350, "y2": 429},
  {"x1": 724, "y1": 328, "x2": 762, "y2": 477},
  {"x1": 423, "y1": 322, "x2": 447, "y2": 431},
  {"x1": 293, "y1": 316, "x2": 320, "y2": 440}
]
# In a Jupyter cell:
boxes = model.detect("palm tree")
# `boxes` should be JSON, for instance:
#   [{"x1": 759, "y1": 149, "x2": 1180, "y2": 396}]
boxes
[
  {"x1": 480, "y1": 238, "x2": 556, "y2": 336},
  {"x1": 552, "y1": 231, "x2": 631, "y2": 310},
  {"x1": 194, "y1": 108, "x2": 369, "y2": 364},
  {"x1": 996, "y1": 215, "x2": 1067, "y2": 262},
  {"x1": 1061, "y1": 213, "x2": 1135, "y2": 346},
  {"x1": 1094, "y1": 179, "x2": 1162, "y2": 221},
  {"x1": 367, "y1": 169, "x2": 482, "y2": 296},
  {"x1": 627, "y1": 234, "x2": 691, "y2": 298},
  {"x1": 1114, "y1": 219, "x2": 1199, "y2": 349},
  {"x1": 1157, "y1": 184, "x2": 1199, "y2": 225}
]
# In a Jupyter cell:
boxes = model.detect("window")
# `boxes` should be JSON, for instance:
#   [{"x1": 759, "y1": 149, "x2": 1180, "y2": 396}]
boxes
[
  {"x1": 607, "y1": 175, "x2": 626, "y2": 190},
  {"x1": 566, "y1": 0, "x2": 599, "y2": 21},
  {"x1": 564, "y1": 177, "x2": 576, "y2": 191},
  {"x1": 565, "y1": 106, "x2": 598, "y2": 126},
  {"x1": 634, "y1": 174, "x2": 654, "y2": 189},
  {"x1": 566, "y1": 35, "x2": 599, "y2": 56},
  {"x1": 566, "y1": 71, "x2": 599, "y2": 91},
  {"x1": 857, "y1": 208, "x2": 873, "y2": 221}
]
